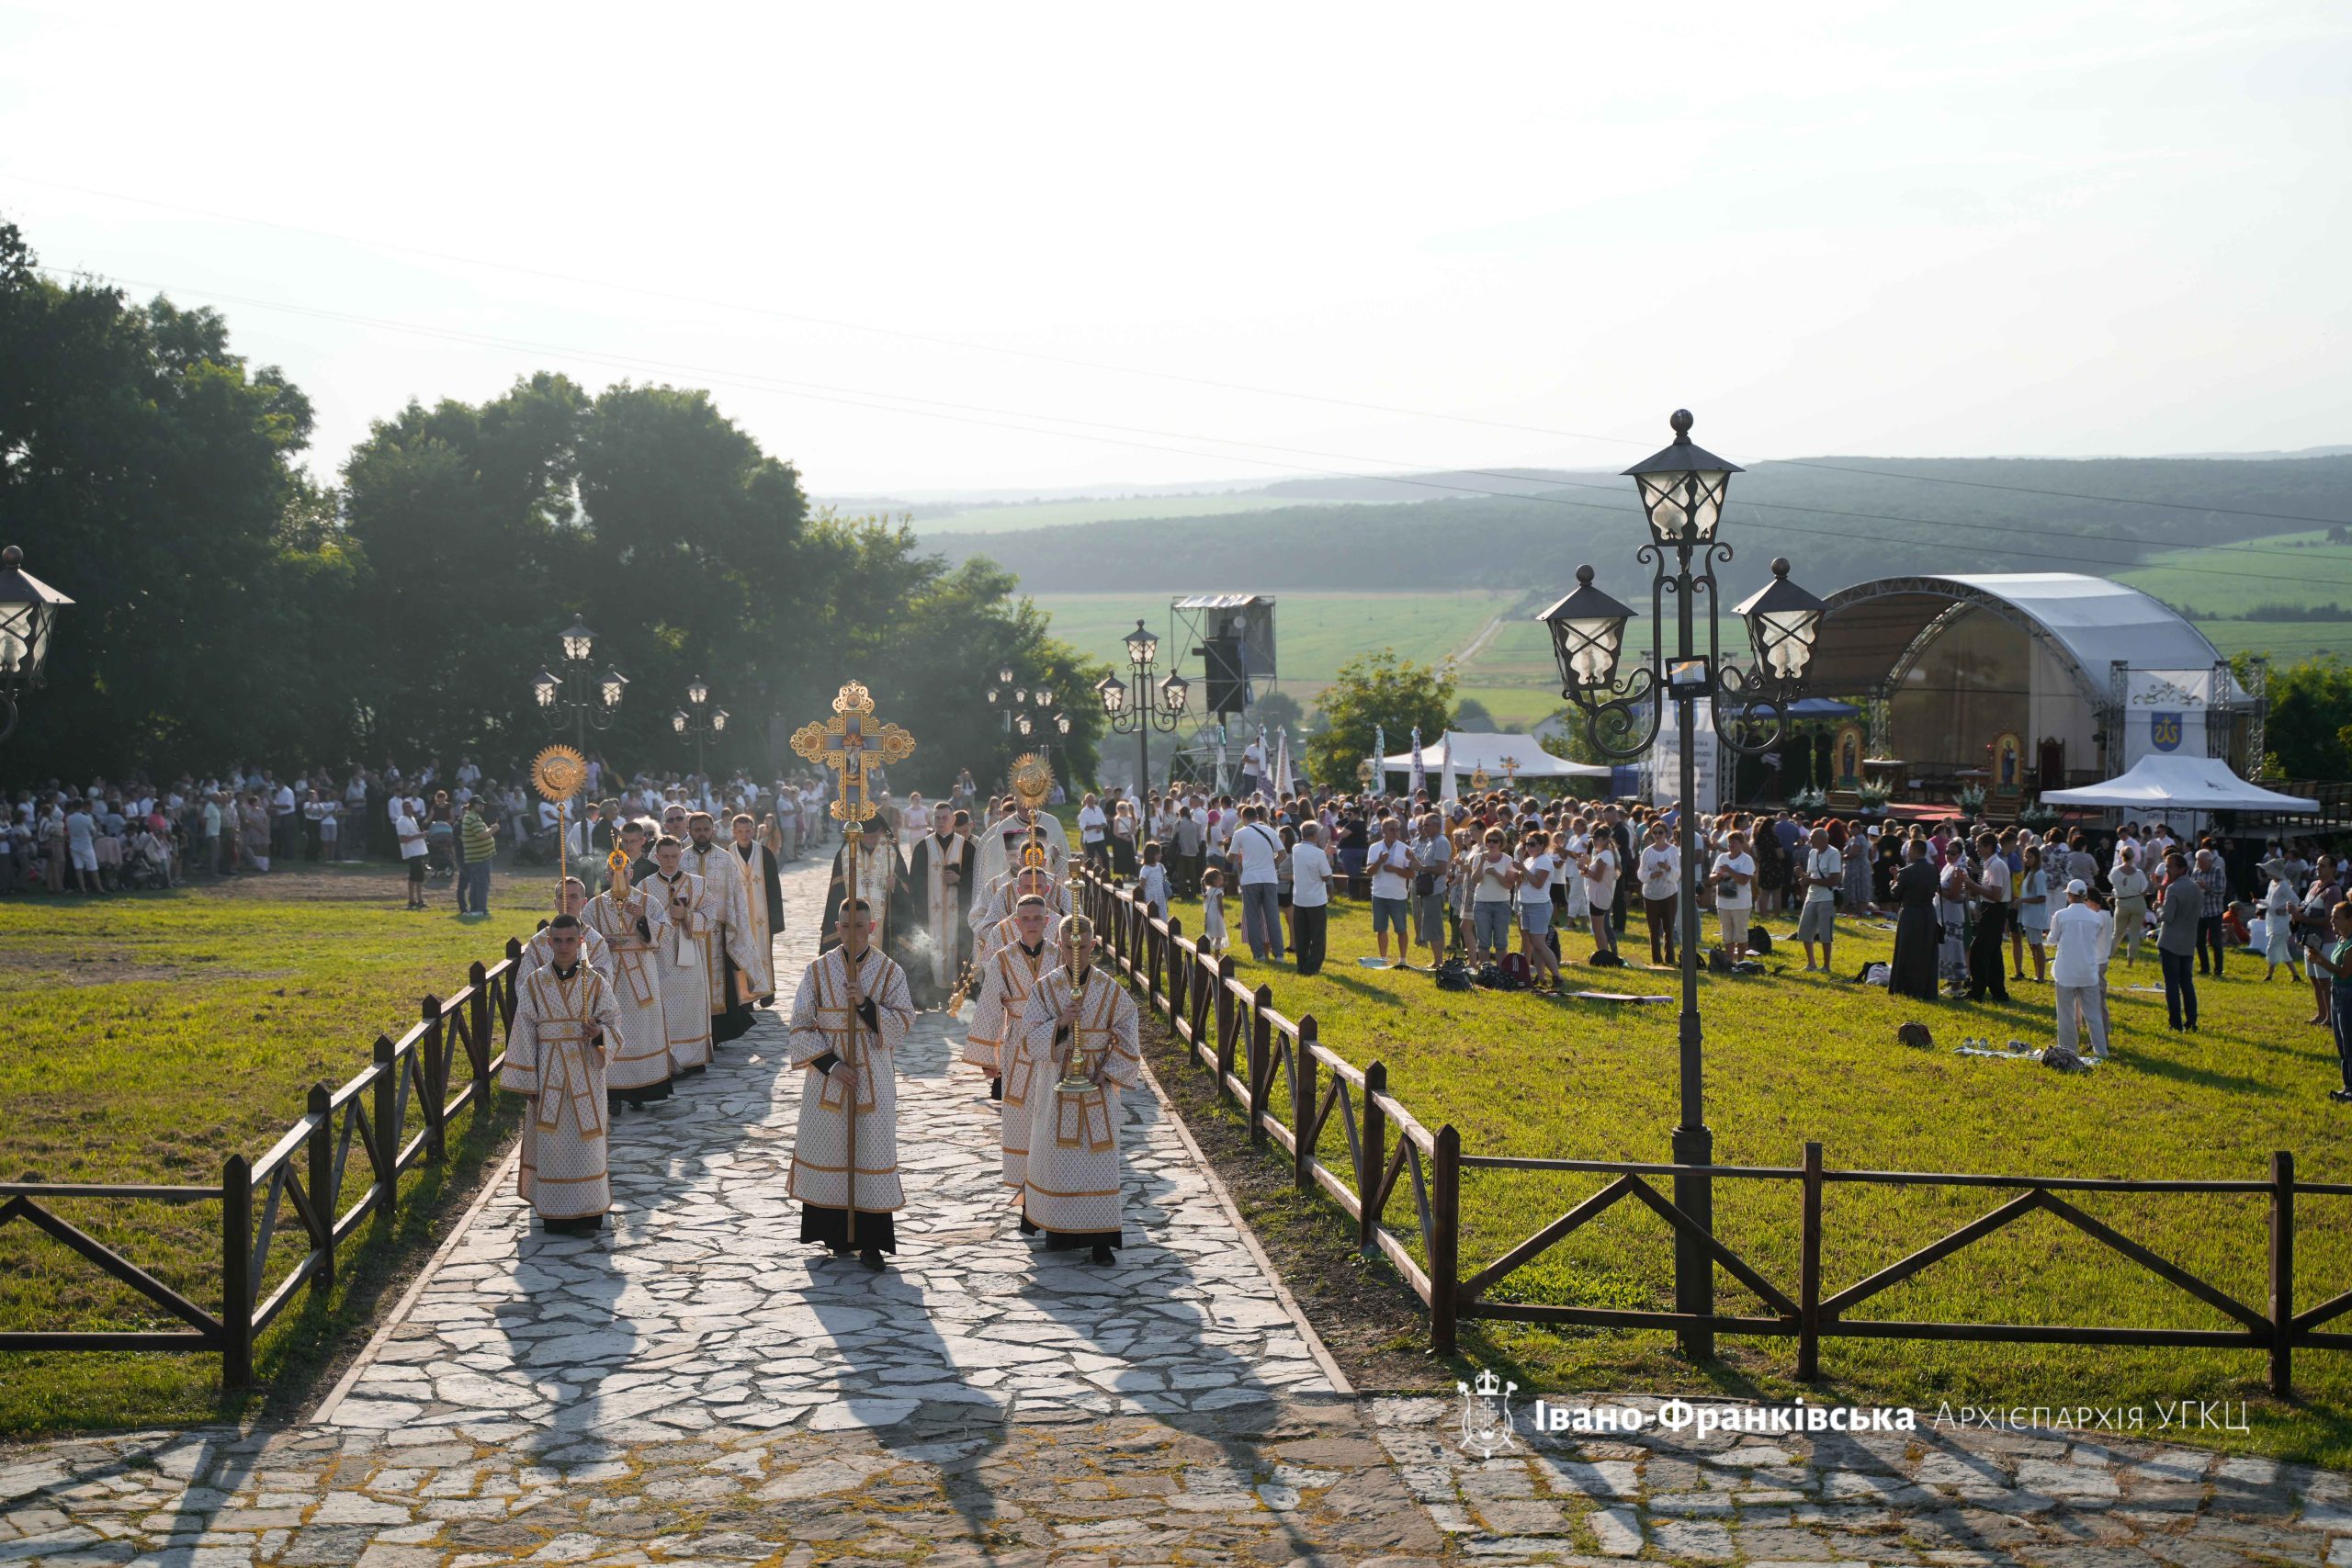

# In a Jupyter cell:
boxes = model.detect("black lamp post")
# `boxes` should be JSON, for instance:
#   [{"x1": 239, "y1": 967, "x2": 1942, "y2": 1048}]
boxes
[
  {"x1": 1096, "y1": 620, "x2": 1188, "y2": 791},
  {"x1": 0, "y1": 546, "x2": 72, "y2": 748},
  {"x1": 529, "y1": 618, "x2": 625, "y2": 763},
  {"x1": 673, "y1": 675, "x2": 728, "y2": 781},
  {"x1": 1541, "y1": 410, "x2": 1826, "y2": 1360}
]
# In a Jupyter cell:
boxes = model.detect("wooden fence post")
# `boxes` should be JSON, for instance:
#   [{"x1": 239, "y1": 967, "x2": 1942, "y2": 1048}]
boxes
[
  {"x1": 372, "y1": 1033, "x2": 399, "y2": 1226},
  {"x1": 220, "y1": 1154, "x2": 253, "y2": 1390},
  {"x1": 1247, "y1": 984, "x2": 1273, "y2": 1148},
  {"x1": 1164, "y1": 918, "x2": 1183, "y2": 1021},
  {"x1": 307, "y1": 1082, "x2": 334, "y2": 1297},
  {"x1": 420, "y1": 996, "x2": 447, "y2": 1164},
  {"x1": 1215, "y1": 957, "x2": 1238, "y2": 1100},
  {"x1": 1360, "y1": 1062, "x2": 1387, "y2": 1258},
  {"x1": 1294, "y1": 1017, "x2": 1318, "y2": 1193},
  {"x1": 1799, "y1": 1140, "x2": 1824, "y2": 1382},
  {"x1": 2270, "y1": 1149, "x2": 2295, "y2": 1399},
  {"x1": 467, "y1": 960, "x2": 492, "y2": 1083},
  {"x1": 1432, "y1": 1124, "x2": 1461, "y2": 1356}
]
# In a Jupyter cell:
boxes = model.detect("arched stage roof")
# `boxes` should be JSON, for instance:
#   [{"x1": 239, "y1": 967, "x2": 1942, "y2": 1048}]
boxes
[{"x1": 1810, "y1": 572, "x2": 2223, "y2": 707}]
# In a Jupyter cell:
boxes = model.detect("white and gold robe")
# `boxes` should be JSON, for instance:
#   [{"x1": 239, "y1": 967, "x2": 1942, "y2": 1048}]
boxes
[
  {"x1": 583, "y1": 886, "x2": 672, "y2": 1100},
  {"x1": 910, "y1": 831, "x2": 970, "y2": 994},
  {"x1": 519, "y1": 922, "x2": 612, "y2": 981},
  {"x1": 961, "y1": 938, "x2": 1052, "y2": 1077},
  {"x1": 501, "y1": 964, "x2": 622, "y2": 1221},
  {"x1": 726, "y1": 840, "x2": 778, "y2": 998},
  {"x1": 971, "y1": 881, "x2": 1071, "y2": 964},
  {"x1": 785, "y1": 944, "x2": 917, "y2": 1214},
  {"x1": 684, "y1": 840, "x2": 763, "y2": 1015},
  {"x1": 976, "y1": 810, "x2": 1071, "y2": 888},
  {"x1": 650, "y1": 869, "x2": 716, "y2": 1072},
  {"x1": 1012, "y1": 966, "x2": 1143, "y2": 1240}
]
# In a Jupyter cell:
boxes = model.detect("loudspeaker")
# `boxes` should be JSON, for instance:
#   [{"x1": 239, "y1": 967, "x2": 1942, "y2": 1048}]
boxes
[{"x1": 1201, "y1": 635, "x2": 1250, "y2": 716}]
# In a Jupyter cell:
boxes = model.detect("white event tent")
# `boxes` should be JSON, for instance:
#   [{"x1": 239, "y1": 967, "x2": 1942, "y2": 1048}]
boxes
[
  {"x1": 2041, "y1": 755, "x2": 2318, "y2": 818},
  {"x1": 1379, "y1": 730, "x2": 1611, "y2": 786}
]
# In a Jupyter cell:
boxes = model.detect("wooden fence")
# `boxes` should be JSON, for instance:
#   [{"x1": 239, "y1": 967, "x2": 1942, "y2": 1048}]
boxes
[
  {"x1": 0, "y1": 939, "x2": 525, "y2": 1388},
  {"x1": 1078, "y1": 871, "x2": 2352, "y2": 1396}
]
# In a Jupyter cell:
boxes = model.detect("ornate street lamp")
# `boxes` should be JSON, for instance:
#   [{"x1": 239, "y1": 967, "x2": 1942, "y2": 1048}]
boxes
[
  {"x1": 0, "y1": 546, "x2": 73, "y2": 747},
  {"x1": 675, "y1": 676, "x2": 727, "y2": 779},
  {"x1": 530, "y1": 618, "x2": 624, "y2": 760},
  {"x1": 1100, "y1": 619, "x2": 1186, "y2": 790},
  {"x1": 1541, "y1": 410, "x2": 1825, "y2": 1361}
]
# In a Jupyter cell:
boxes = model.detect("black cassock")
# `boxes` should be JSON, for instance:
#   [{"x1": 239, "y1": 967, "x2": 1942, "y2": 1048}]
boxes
[
  {"x1": 901, "y1": 830, "x2": 977, "y2": 1006},
  {"x1": 821, "y1": 838, "x2": 911, "y2": 966}
]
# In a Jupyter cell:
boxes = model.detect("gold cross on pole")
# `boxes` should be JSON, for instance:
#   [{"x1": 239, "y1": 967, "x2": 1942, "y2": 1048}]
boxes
[{"x1": 789, "y1": 681, "x2": 915, "y2": 1251}]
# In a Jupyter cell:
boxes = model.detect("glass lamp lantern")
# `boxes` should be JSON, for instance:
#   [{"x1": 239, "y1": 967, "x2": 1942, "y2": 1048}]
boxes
[
  {"x1": 1733, "y1": 558, "x2": 1827, "y2": 682},
  {"x1": 0, "y1": 547, "x2": 70, "y2": 682},
  {"x1": 532, "y1": 669, "x2": 562, "y2": 709},
  {"x1": 1159, "y1": 671, "x2": 1189, "y2": 716},
  {"x1": 1095, "y1": 673, "x2": 1127, "y2": 716},
  {"x1": 560, "y1": 620, "x2": 595, "y2": 664},
  {"x1": 599, "y1": 671, "x2": 625, "y2": 708},
  {"x1": 712, "y1": 707, "x2": 729, "y2": 734},
  {"x1": 686, "y1": 675, "x2": 709, "y2": 707},
  {"x1": 1539, "y1": 566, "x2": 1638, "y2": 692},
  {"x1": 672, "y1": 710, "x2": 688, "y2": 735},
  {"x1": 1124, "y1": 619, "x2": 1159, "y2": 671},
  {"x1": 1623, "y1": 410, "x2": 1741, "y2": 545}
]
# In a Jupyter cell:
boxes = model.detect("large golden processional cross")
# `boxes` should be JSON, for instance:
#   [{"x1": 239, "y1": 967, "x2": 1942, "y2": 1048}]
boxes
[{"x1": 789, "y1": 682, "x2": 915, "y2": 1246}]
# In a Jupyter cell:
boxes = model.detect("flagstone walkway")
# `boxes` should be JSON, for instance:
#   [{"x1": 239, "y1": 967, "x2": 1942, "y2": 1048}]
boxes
[{"x1": 7, "y1": 862, "x2": 2352, "y2": 1565}]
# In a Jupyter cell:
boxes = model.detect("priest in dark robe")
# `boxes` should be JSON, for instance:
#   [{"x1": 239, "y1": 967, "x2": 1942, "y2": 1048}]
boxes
[
  {"x1": 902, "y1": 803, "x2": 977, "y2": 1009},
  {"x1": 821, "y1": 818, "x2": 910, "y2": 957}
]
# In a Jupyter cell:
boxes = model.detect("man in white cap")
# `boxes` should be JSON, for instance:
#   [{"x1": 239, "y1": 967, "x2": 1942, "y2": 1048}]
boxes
[{"x1": 2048, "y1": 879, "x2": 2112, "y2": 1059}]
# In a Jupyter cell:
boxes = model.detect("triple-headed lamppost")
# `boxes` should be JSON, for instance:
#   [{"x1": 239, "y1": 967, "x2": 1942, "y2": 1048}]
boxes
[
  {"x1": 985, "y1": 665, "x2": 1060, "y2": 736},
  {"x1": 673, "y1": 676, "x2": 729, "y2": 779},
  {"x1": 0, "y1": 546, "x2": 72, "y2": 748},
  {"x1": 1095, "y1": 620, "x2": 1188, "y2": 791},
  {"x1": 529, "y1": 619, "x2": 626, "y2": 759},
  {"x1": 1540, "y1": 410, "x2": 1826, "y2": 1360}
]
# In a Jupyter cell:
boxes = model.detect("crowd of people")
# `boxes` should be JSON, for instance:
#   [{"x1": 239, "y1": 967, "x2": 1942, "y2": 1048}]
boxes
[{"x1": 1057, "y1": 779, "x2": 2352, "y2": 1105}]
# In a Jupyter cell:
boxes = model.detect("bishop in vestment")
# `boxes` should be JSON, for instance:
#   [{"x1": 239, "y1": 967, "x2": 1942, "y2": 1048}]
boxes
[
  {"x1": 500, "y1": 917, "x2": 623, "y2": 1234},
  {"x1": 647, "y1": 835, "x2": 718, "y2": 1076},
  {"x1": 902, "y1": 803, "x2": 976, "y2": 1008},
  {"x1": 684, "y1": 813, "x2": 764, "y2": 1044},
  {"x1": 975, "y1": 805, "x2": 1070, "y2": 890},
  {"x1": 785, "y1": 898, "x2": 918, "y2": 1269},
  {"x1": 584, "y1": 860, "x2": 673, "y2": 1108},
  {"x1": 1011, "y1": 915, "x2": 1143, "y2": 1263}
]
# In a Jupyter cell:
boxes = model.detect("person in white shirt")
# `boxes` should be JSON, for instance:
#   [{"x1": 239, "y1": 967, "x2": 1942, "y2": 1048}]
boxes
[
  {"x1": 1519, "y1": 830, "x2": 1562, "y2": 989},
  {"x1": 1470, "y1": 828, "x2": 1518, "y2": 966},
  {"x1": 1289, "y1": 822, "x2": 1335, "y2": 976},
  {"x1": 1710, "y1": 831, "x2": 1756, "y2": 960},
  {"x1": 2049, "y1": 879, "x2": 2111, "y2": 1058},
  {"x1": 1135, "y1": 840, "x2": 1170, "y2": 920},
  {"x1": 1796, "y1": 827, "x2": 1843, "y2": 973},
  {"x1": 1076, "y1": 794, "x2": 1108, "y2": 869},
  {"x1": 1365, "y1": 817, "x2": 1417, "y2": 967},
  {"x1": 1637, "y1": 822, "x2": 1680, "y2": 967},
  {"x1": 395, "y1": 802, "x2": 428, "y2": 909},
  {"x1": 1228, "y1": 805, "x2": 1287, "y2": 962},
  {"x1": 1583, "y1": 830, "x2": 1621, "y2": 959}
]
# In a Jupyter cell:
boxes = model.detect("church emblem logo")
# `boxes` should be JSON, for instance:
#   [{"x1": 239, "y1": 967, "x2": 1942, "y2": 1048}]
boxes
[
  {"x1": 2151, "y1": 712, "x2": 2183, "y2": 752},
  {"x1": 1455, "y1": 1365, "x2": 1519, "y2": 1457}
]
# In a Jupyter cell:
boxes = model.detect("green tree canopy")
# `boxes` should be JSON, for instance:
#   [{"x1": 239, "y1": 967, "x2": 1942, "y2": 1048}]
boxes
[{"x1": 1306, "y1": 649, "x2": 1454, "y2": 787}]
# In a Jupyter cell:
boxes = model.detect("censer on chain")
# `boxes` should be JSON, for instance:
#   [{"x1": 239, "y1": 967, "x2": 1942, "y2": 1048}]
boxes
[{"x1": 1054, "y1": 931, "x2": 1099, "y2": 1097}]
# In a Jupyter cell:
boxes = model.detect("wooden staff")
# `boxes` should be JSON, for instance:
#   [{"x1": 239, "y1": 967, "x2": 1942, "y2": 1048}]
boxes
[{"x1": 841, "y1": 822, "x2": 862, "y2": 1247}]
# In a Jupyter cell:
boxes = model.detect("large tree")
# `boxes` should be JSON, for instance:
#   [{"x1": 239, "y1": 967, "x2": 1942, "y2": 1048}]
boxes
[{"x1": 1306, "y1": 649, "x2": 1454, "y2": 787}]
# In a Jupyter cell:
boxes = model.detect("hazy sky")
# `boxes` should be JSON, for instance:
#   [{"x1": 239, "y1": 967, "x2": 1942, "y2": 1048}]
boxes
[{"x1": 3, "y1": 2, "x2": 2346, "y2": 496}]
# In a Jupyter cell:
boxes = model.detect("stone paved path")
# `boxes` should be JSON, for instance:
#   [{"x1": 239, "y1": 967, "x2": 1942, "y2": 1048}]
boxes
[{"x1": 7, "y1": 861, "x2": 2352, "y2": 1565}]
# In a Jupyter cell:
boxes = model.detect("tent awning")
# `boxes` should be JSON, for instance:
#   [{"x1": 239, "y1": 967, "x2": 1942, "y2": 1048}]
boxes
[
  {"x1": 2041, "y1": 756, "x2": 2319, "y2": 813},
  {"x1": 1380, "y1": 730, "x2": 1611, "y2": 780}
]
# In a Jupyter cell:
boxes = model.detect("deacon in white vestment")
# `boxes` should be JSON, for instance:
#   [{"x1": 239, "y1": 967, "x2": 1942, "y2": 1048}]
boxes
[
  {"x1": 1010, "y1": 915, "x2": 1143, "y2": 1263},
  {"x1": 500, "y1": 918, "x2": 623, "y2": 1233},
  {"x1": 902, "y1": 804, "x2": 976, "y2": 1009},
  {"x1": 519, "y1": 878, "x2": 612, "y2": 979},
  {"x1": 684, "y1": 813, "x2": 763, "y2": 1044},
  {"x1": 583, "y1": 862, "x2": 673, "y2": 1108},
  {"x1": 963, "y1": 893, "x2": 1055, "y2": 1111},
  {"x1": 785, "y1": 898, "x2": 917, "y2": 1267},
  {"x1": 646, "y1": 835, "x2": 718, "y2": 1075}
]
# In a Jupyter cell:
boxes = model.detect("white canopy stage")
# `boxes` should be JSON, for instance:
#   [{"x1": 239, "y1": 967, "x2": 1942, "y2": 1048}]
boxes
[
  {"x1": 1380, "y1": 730, "x2": 1611, "y2": 784},
  {"x1": 2041, "y1": 756, "x2": 2319, "y2": 815}
]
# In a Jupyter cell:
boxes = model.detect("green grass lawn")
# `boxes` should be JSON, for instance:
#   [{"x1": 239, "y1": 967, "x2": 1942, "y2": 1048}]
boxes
[
  {"x1": 1145, "y1": 885, "x2": 2352, "y2": 1463},
  {"x1": 0, "y1": 865, "x2": 546, "y2": 1434}
]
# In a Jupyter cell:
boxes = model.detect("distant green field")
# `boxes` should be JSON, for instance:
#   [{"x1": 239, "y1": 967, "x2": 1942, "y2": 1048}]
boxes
[
  {"x1": 916, "y1": 493, "x2": 1349, "y2": 535},
  {"x1": 2188, "y1": 619, "x2": 2352, "y2": 665},
  {"x1": 2118, "y1": 531, "x2": 2352, "y2": 615},
  {"x1": 1026, "y1": 590, "x2": 1515, "y2": 685}
]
